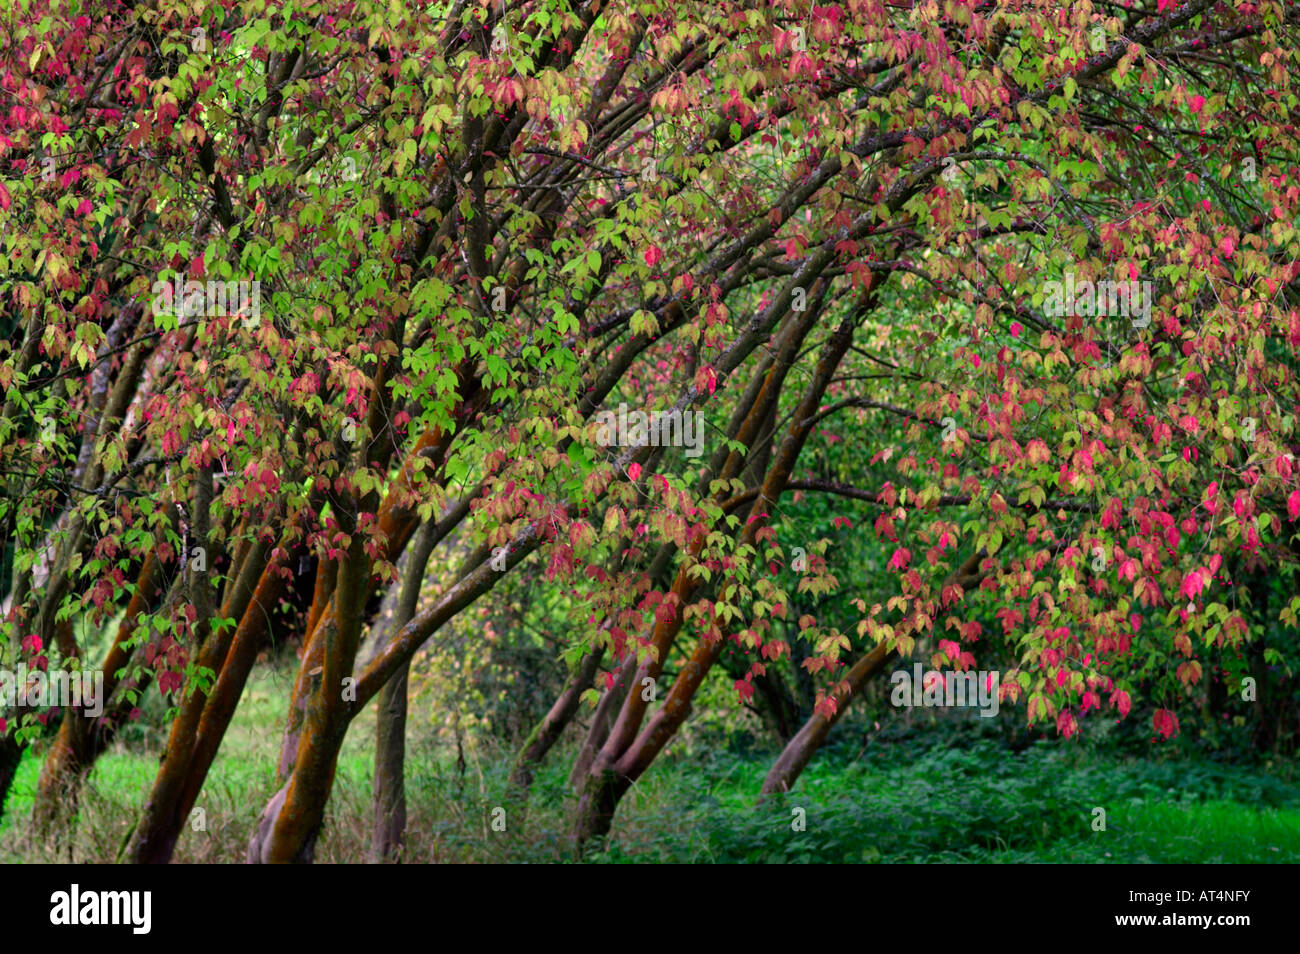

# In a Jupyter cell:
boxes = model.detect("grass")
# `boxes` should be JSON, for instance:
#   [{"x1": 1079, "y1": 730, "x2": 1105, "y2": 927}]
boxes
[
  {"x1": 2, "y1": 669, "x2": 1297, "y2": 862},
  {"x1": 570, "y1": 731, "x2": 1300, "y2": 864}
]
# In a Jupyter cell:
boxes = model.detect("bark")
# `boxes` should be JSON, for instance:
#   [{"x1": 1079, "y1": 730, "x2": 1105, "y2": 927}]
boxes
[
  {"x1": 571, "y1": 280, "x2": 874, "y2": 849},
  {"x1": 571, "y1": 766, "x2": 627, "y2": 854},
  {"x1": 369, "y1": 515, "x2": 440, "y2": 863},
  {"x1": 760, "y1": 641, "x2": 892, "y2": 795},
  {"x1": 265, "y1": 521, "x2": 369, "y2": 863},
  {"x1": 568, "y1": 652, "x2": 636, "y2": 791},
  {"x1": 32, "y1": 329, "x2": 150, "y2": 660},
  {"x1": 123, "y1": 533, "x2": 283, "y2": 863},
  {"x1": 32, "y1": 551, "x2": 166, "y2": 830},
  {"x1": 254, "y1": 361, "x2": 395, "y2": 866},
  {"x1": 576, "y1": 332, "x2": 801, "y2": 797},
  {"x1": 369, "y1": 662, "x2": 410, "y2": 863},
  {"x1": 251, "y1": 515, "x2": 540, "y2": 862},
  {"x1": 762, "y1": 550, "x2": 984, "y2": 795},
  {"x1": 247, "y1": 785, "x2": 291, "y2": 864},
  {"x1": 275, "y1": 425, "x2": 452, "y2": 785}
]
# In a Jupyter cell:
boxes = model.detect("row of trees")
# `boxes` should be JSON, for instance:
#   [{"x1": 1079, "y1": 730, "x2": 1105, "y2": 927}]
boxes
[{"x1": 1, "y1": 0, "x2": 1298, "y2": 861}]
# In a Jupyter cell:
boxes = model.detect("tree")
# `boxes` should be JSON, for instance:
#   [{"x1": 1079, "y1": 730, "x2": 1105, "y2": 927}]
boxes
[{"x1": 1, "y1": 0, "x2": 1297, "y2": 862}]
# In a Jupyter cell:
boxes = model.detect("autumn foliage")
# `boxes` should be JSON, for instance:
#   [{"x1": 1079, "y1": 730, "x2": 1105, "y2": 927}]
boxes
[{"x1": 1, "y1": 0, "x2": 1298, "y2": 861}]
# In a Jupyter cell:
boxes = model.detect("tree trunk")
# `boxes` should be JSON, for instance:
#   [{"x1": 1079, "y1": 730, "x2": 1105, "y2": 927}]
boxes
[
  {"x1": 567, "y1": 289, "x2": 868, "y2": 850},
  {"x1": 275, "y1": 427, "x2": 449, "y2": 786},
  {"x1": 253, "y1": 492, "x2": 373, "y2": 864},
  {"x1": 368, "y1": 512, "x2": 445, "y2": 863},
  {"x1": 124, "y1": 535, "x2": 283, "y2": 863},
  {"x1": 571, "y1": 765, "x2": 626, "y2": 855},
  {"x1": 761, "y1": 641, "x2": 891, "y2": 795},
  {"x1": 369, "y1": 661, "x2": 409, "y2": 863},
  {"x1": 0, "y1": 734, "x2": 23, "y2": 824},
  {"x1": 761, "y1": 548, "x2": 989, "y2": 795},
  {"x1": 568, "y1": 652, "x2": 635, "y2": 791},
  {"x1": 33, "y1": 552, "x2": 167, "y2": 831}
]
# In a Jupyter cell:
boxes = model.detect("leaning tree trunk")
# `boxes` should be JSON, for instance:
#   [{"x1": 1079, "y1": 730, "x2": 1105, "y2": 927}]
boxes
[
  {"x1": 124, "y1": 537, "x2": 286, "y2": 864},
  {"x1": 250, "y1": 512, "x2": 541, "y2": 862},
  {"x1": 572, "y1": 766, "x2": 628, "y2": 851},
  {"x1": 569, "y1": 283, "x2": 866, "y2": 851},
  {"x1": 762, "y1": 551, "x2": 985, "y2": 795},
  {"x1": 250, "y1": 537, "x2": 367, "y2": 864},
  {"x1": 250, "y1": 375, "x2": 396, "y2": 866},
  {"x1": 568, "y1": 653, "x2": 636, "y2": 792},
  {"x1": 761, "y1": 642, "x2": 891, "y2": 795},
  {"x1": 33, "y1": 551, "x2": 167, "y2": 831}
]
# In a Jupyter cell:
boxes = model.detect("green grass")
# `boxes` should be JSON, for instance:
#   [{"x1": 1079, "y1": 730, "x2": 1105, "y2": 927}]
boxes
[
  {"x1": 580, "y1": 740, "x2": 1300, "y2": 863},
  {"x1": 2, "y1": 668, "x2": 1297, "y2": 862}
]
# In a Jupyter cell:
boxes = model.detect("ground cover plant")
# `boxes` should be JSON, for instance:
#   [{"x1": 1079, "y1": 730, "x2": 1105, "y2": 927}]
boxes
[{"x1": 1, "y1": 0, "x2": 1297, "y2": 863}]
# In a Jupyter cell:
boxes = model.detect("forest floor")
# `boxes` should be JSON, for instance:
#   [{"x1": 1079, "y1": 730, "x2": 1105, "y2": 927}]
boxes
[{"x1": 2, "y1": 666, "x2": 1297, "y2": 863}]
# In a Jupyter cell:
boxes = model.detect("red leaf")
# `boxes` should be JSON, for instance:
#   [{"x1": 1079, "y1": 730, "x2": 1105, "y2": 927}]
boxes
[
  {"x1": 1110, "y1": 689, "x2": 1132, "y2": 718},
  {"x1": 1152, "y1": 708, "x2": 1180, "y2": 739}
]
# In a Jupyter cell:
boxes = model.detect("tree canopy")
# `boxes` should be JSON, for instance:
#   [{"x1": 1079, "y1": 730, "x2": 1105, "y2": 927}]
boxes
[{"x1": 1, "y1": 0, "x2": 1298, "y2": 862}]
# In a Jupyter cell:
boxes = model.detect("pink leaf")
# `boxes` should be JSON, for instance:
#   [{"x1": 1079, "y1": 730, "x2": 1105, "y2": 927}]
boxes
[
  {"x1": 1110, "y1": 689, "x2": 1132, "y2": 718},
  {"x1": 1152, "y1": 708, "x2": 1180, "y2": 739}
]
